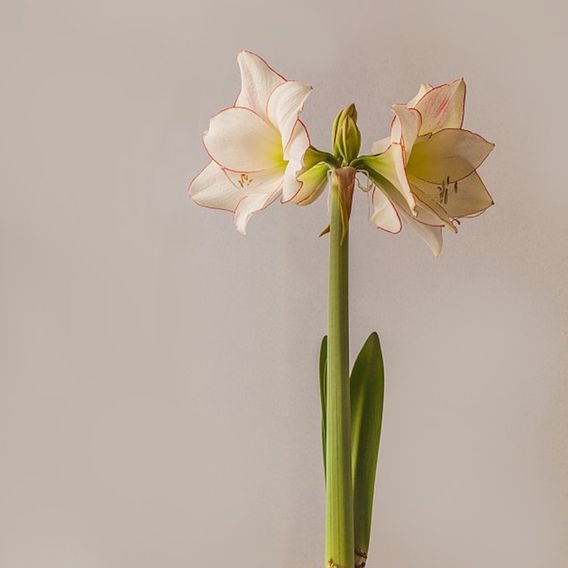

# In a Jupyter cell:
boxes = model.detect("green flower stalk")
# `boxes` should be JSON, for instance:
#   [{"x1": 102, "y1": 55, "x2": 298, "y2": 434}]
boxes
[{"x1": 326, "y1": 168, "x2": 355, "y2": 568}]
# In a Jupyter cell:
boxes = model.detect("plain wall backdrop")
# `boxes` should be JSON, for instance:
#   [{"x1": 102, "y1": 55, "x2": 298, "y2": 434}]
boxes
[{"x1": 1, "y1": 0, "x2": 567, "y2": 566}]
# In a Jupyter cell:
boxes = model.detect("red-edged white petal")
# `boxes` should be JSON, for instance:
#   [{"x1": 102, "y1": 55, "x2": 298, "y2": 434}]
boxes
[
  {"x1": 364, "y1": 143, "x2": 416, "y2": 213},
  {"x1": 411, "y1": 170, "x2": 494, "y2": 219},
  {"x1": 408, "y1": 128, "x2": 494, "y2": 183},
  {"x1": 204, "y1": 107, "x2": 282, "y2": 173},
  {"x1": 281, "y1": 121, "x2": 310, "y2": 202},
  {"x1": 282, "y1": 161, "x2": 303, "y2": 203},
  {"x1": 407, "y1": 83, "x2": 433, "y2": 108},
  {"x1": 294, "y1": 163, "x2": 329, "y2": 205},
  {"x1": 236, "y1": 51, "x2": 285, "y2": 116},
  {"x1": 283, "y1": 120, "x2": 310, "y2": 162},
  {"x1": 414, "y1": 193, "x2": 458, "y2": 233},
  {"x1": 371, "y1": 136, "x2": 391, "y2": 155},
  {"x1": 414, "y1": 79, "x2": 466, "y2": 134},
  {"x1": 188, "y1": 161, "x2": 243, "y2": 212},
  {"x1": 412, "y1": 197, "x2": 444, "y2": 227},
  {"x1": 401, "y1": 210, "x2": 443, "y2": 256},
  {"x1": 370, "y1": 188, "x2": 402, "y2": 233},
  {"x1": 391, "y1": 105, "x2": 422, "y2": 162},
  {"x1": 267, "y1": 81, "x2": 312, "y2": 149},
  {"x1": 233, "y1": 189, "x2": 281, "y2": 235}
]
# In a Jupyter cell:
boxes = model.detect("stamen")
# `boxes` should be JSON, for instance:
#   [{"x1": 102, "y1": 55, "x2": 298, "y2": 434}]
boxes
[
  {"x1": 238, "y1": 173, "x2": 253, "y2": 189},
  {"x1": 437, "y1": 176, "x2": 459, "y2": 204}
]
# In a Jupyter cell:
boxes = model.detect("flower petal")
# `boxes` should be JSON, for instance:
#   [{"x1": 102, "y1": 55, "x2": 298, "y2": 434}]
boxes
[
  {"x1": 363, "y1": 143, "x2": 416, "y2": 212},
  {"x1": 371, "y1": 136, "x2": 391, "y2": 155},
  {"x1": 407, "y1": 82, "x2": 433, "y2": 107},
  {"x1": 408, "y1": 128, "x2": 494, "y2": 183},
  {"x1": 188, "y1": 161, "x2": 243, "y2": 212},
  {"x1": 282, "y1": 161, "x2": 303, "y2": 203},
  {"x1": 371, "y1": 174, "x2": 446, "y2": 252},
  {"x1": 409, "y1": 196, "x2": 444, "y2": 227},
  {"x1": 225, "y1": 164, "x2": 286, "y2": 195},
  {"x1": 236, "y1": 51, "x2": 285, "y2": 116},
  {"x1": 413, "y1": 79, "x2": 466, "y2": 134},
  {"x1": 411, "y1": 170, "x2": 494, "y2": 218},
  {"x1": 267, "y1": 81, "x2": 312, "y2": 149},
  {"x1": 204, "y1": 107, "x2": 282, "y2": 173},
  {"x1": 370, "y1": 188, "x2": 402, "y2": 233},
  {"x1": 234, "y1": 190, "x2": 281, "y2": 235},
  {"x1": 391, "y1": 105, "x2": 422, "y2": 162},
  {"x1": 283, "y1": 119, "x2": 310, "y2": 162},
  {"x1": 414, "y1": 193, "x2": 458, "y2": 233},
  {"x1": 401, "y1": 210, "x2": 443, "y2": 256},
  {"x1": 281, "y1": 120, "x2": 311, "y2": 202},
  {"x1": 294, "y1": 162, "x2": 329, "y2": 205}
]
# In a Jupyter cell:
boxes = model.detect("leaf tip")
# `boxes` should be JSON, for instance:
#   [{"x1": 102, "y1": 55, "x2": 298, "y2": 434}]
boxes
[{"x1": 366, "y1": 331, "x2": 381, "y2": 349}]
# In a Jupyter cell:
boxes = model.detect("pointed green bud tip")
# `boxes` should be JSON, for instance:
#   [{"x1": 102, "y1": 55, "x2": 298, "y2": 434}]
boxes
[{"x1": 332, "y1": 104, "x2": 361, "y2": 165}]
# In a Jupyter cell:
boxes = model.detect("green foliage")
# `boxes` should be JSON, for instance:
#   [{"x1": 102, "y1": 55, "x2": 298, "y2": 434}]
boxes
[
  {"x1": 319, "y1": 332, "x2": 385, "y2": 557},
  {"x1": 350, "y1": 332, "x2": 384, "y2": 556},
  {"x1": 319, "y1": 335, "x2": 328, "y2": 477}
]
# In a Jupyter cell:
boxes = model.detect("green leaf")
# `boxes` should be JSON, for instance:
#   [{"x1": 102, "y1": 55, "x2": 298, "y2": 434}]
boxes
[
  {"x1": 319, "y1": 335, "x2": 328, "y2": 479},
  {"x1": 318, "y1": 331, "x2": 385, "y2": 555},
  {"x1": 350, "y1": 332, "x2": 384, "y2": 559}
]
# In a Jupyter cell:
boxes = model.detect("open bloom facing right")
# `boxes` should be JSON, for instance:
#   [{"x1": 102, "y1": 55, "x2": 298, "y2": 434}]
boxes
[{"x1": 360, "y1": 79, "x2": 494, "y2": 255}]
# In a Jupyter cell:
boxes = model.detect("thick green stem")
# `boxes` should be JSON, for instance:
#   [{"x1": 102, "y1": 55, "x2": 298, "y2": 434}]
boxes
[{"x1": 326, "y1": 170, "x2": 354, "y2": 568}]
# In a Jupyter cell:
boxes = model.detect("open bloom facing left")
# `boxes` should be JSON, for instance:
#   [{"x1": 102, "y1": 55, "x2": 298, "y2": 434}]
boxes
[{"x1": 188, "y1": 51, "x2": 312, "y2": 234}]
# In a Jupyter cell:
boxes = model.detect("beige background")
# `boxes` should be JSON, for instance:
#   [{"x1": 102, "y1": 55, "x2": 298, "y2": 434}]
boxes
[{"x1": 1, "y1": 0, "x2": 567, "y2": 566}]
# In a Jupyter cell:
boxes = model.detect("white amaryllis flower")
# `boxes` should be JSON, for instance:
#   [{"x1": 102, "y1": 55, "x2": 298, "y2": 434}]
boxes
[
  {"x1": 363, "y1": 79, "x2": 494, "y2": 255},
  {"x1": 188, "y1": 51, "x2": 313, "y2": 234}
]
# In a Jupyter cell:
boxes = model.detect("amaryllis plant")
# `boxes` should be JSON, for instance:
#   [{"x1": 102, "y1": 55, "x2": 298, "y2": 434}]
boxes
[{"x1": 188, "y1": 51, "x2": 494, "y2": 568}]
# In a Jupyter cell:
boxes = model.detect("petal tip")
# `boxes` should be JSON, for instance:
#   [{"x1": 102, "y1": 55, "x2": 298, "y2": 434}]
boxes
[
  {"x1": 234, "y1": 217, "x2": 248, "y2": 236},
  {"x1": 237, "y1": 49, "x2": 254, "y2": 60}
]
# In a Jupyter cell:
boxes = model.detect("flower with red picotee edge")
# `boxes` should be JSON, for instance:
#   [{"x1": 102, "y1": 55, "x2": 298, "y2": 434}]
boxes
[
  {"x1": 188, "y1": 51, "x2": 314, "y2": 235},
  {"x1": 362, "y1": 79, "x2": 494, "y2": 256}
]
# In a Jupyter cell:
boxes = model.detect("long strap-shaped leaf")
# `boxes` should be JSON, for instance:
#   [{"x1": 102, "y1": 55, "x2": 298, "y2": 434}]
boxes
[
  {"x1": 319, "y1": 333, "x2": 384, "y2": 566},
  {"x1": 351, "y1": 332, "x2": 384, "y2": 565},
  {"x1": 319, "y1": 336, "x2": 328, "y2": 477}
]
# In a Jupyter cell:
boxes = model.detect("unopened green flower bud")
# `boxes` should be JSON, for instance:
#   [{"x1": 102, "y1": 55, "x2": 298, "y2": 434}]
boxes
[{"x1": 331, "y1": 104, "x2": 361, "y2": 165}]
